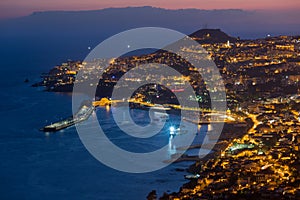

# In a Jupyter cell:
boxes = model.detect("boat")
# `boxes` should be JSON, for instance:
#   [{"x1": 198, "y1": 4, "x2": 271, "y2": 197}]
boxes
[
  {"x1": 151, "y1": 104, "x2": 171, "y2": 111},
  {"x1": 153, "y1": 111, "x2": 169, "y2": 122},
  {"x1": 41, "y1": 104, "x2": 94, "y2": 132},
  {"x1": 184, "y1": 174, "x2": 200, "y2": 180},
  {"x1": 169, "y1": 126, "x2": 189, "y2": 136}
]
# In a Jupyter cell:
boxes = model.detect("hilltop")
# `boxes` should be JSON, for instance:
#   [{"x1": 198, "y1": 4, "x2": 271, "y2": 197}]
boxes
[{"x1": 190, "y1": 29, "x2": 237, "y2": 43}]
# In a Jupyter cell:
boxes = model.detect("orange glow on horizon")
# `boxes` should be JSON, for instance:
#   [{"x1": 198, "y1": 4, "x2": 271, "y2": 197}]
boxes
[{"x1": 0, "y1": 0, "x2": 300, "y2": 19}]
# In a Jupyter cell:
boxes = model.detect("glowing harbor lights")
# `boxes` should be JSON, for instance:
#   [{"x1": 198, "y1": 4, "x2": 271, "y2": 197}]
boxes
[
  {"x1": 73, "y1": 27, "x2": 227, "y2": 173},
  {"x1": 169, "y1": 126, "x2": 176, "y2": 136}
]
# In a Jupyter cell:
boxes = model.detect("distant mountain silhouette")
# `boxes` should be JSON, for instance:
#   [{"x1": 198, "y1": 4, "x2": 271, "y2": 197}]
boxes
[
  {"x1": 1, "y1": 6, "x2": 299, "y2": 39},
  {"x1": 190, "y1": 29, "x2": 237, "y2": 44},
  {"x1": 0, "y1": 6, "x2": 298, "y2": 70}
]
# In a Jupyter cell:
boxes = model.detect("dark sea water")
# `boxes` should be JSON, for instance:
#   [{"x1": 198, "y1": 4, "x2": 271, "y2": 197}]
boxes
[
  {"x1": 0, "y1": 66, "x2": 211, "y2": 199},
  {"x1": 0, "y1": 22, "x2": 216, "y2": 198}
]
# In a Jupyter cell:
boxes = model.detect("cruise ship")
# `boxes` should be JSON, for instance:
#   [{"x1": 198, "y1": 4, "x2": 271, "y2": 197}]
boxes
[
  {"x1": 41, "y1": 104, "x2": 94, "y2": 132},
  {"x1": 153, "y1": 111, "x2": 169, "y2": 122}
]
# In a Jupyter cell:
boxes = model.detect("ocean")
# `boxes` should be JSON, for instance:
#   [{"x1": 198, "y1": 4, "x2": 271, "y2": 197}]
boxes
[{"x1": 0, "y1": 67, "x2": 211, "y2": 199}]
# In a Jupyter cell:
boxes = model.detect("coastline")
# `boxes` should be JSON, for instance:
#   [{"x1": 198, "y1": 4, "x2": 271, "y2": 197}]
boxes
[
  {"x1": 155, "y1": 119, "x2": 254, "y2": 199},
  {"x1": 39, "y1": 99, "x2": 251, "y2": 198}
]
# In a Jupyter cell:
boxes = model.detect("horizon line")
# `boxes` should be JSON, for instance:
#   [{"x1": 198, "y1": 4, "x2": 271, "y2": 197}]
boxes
[{"x1": 2, "y1": 5, "x2": 299, "y2": 20}]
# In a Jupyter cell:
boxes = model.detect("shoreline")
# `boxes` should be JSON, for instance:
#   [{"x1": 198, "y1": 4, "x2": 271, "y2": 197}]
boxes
[
  {"x1": 39, "y1": 101, "x2": 252, "y2": 198},
  {"x1": 155, "y1": 119, "x2": 253, "y2": 198}
]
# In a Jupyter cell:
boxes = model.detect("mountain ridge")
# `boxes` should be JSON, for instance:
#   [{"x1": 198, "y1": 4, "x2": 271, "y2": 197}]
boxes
[
  {"x1": 1, "y1": 6, "x2": 298, "y2": 40},
  {"x1": 0, "y1": 6, "x2": 298, "y2": 71},
  {"x1": 27, "y1": 6, "x2": 245, "y2": 17}
]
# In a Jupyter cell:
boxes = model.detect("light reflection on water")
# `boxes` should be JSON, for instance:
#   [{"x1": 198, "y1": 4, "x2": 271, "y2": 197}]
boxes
[
  {"x1": 0, "y1": 81, "x2": 212, "y2": 199},
  {"x1": 83, "y1": 106, "x2": 210, "y2": 157}
]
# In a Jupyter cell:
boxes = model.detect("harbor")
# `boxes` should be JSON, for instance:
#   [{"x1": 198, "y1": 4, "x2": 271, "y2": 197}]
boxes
[{"x1": 41, "y1": 97, "x2": 240, "y2": 132}]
